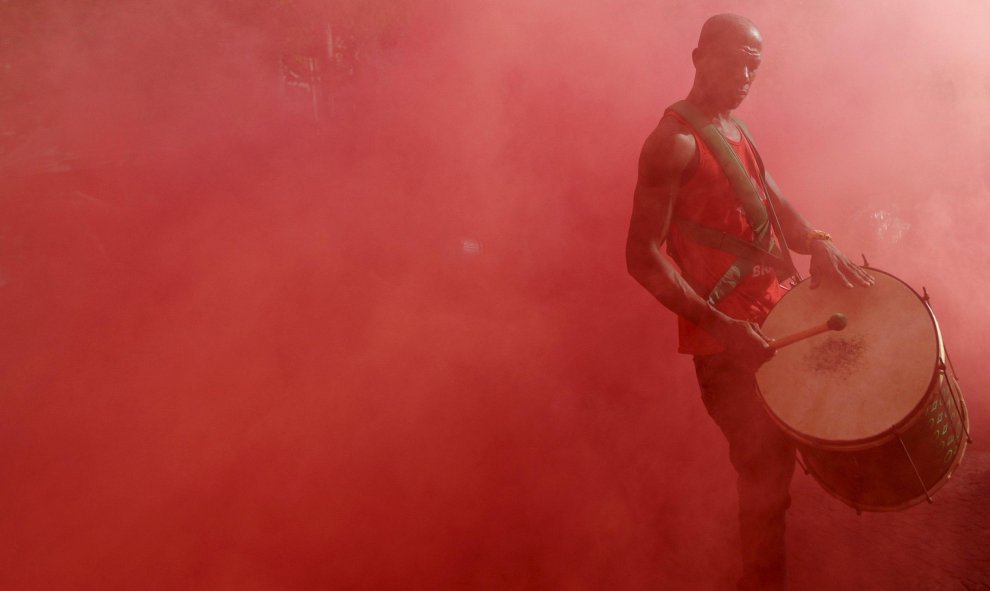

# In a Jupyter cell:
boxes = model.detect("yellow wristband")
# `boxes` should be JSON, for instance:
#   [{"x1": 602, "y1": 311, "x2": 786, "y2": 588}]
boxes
[{"x1": 805, "y1": 229, "x2": 831, "y2": 250}]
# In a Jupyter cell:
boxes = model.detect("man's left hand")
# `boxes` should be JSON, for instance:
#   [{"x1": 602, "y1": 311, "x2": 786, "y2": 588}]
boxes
[{"x1": 809, "y1": 240, "x2": 875, "y2": 289}]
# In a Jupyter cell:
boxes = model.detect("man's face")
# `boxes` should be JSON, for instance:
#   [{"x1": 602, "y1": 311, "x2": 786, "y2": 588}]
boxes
[{"x1": 694, "y1": 40, "x2": 763, "y2": 111}]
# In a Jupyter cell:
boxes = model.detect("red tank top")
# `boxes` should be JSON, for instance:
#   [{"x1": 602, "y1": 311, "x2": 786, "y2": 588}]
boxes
[{"x1": 664, "y1": 109, "x2": 789, "y2": 355}]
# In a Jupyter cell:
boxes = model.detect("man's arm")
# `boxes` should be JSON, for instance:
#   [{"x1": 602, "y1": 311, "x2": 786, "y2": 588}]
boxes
[
  {"x1": 625, "y1": 127, "x2": 712, "y2": 325},
  {"x1": 626, "y1": 122, "x2": 773, "y2": 367},
  {"x1": 764, "y1": 171, "x2": 874, "y2": 288}
]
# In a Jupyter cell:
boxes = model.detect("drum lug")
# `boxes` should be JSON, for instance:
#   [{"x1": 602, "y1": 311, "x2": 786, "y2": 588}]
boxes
[
  {"x1": 861, "y1": 253, "x2": 870, "y2": 268},
  {"x1": 922, "y1": 286, "x2": 931, "y2": 302}
]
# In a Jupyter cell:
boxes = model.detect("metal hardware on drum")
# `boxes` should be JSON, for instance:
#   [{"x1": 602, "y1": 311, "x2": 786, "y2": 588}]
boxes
[
  {"x1": 939, "y1": 358, "x2": 973, "y2": 445},
  {"x1": 896, "y1": 431, "x2": 933, "y2": 504}
]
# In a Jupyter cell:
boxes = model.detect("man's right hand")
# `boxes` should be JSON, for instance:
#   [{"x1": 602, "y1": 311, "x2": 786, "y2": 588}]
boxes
[{"x1": 702, "y1": 313, "x2": 775, "y2": 370}]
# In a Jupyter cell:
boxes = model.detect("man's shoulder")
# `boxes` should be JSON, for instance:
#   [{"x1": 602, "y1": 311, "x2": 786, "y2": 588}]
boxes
[
  {"x1": 640, "y1": 113, "x2": 697, "y2": 175},
  {"x1": 653, "y1": 111, "x2": 695, "y2": 142}
]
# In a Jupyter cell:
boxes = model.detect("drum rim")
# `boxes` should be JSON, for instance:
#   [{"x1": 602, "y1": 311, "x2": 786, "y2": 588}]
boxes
[{"x1": 757, "y1": 267, "x2": 941, "y2": 448}]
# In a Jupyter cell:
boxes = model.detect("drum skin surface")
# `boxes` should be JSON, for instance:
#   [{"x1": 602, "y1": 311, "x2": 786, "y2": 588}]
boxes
[
  {"x1": 756, "y1": 269, "x2": 970, "y2": 511},
  {"x1": 758, "y1": 270, "x2": 936, "y2": 444}
]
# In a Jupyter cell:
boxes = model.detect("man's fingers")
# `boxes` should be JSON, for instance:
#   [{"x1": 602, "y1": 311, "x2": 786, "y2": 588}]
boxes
[
  {"x1": 839, "y1": 269, "x2": 855, "y2": 288},
  {"x1": 750, "y1": 323, "x2": 772, "y2": 343},
  {"x1": 747, "y1": 324, "x2": 775, "y2": 366},
  {"x1": 830, "y1": 261, "x2": 855, "y2": 288},
  {"x1": 841, "y1": 261, "x2": 874, "y2": 287},
  {"x1": 809, "y1": 248, "x2": 874, "y2": 290},
  {"x1": 855, "y1": 266, "x2": 876, "y2": 286}
]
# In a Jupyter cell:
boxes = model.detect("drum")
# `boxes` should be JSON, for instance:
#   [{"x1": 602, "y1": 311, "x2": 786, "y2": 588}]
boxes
[{"x1": 756, "y1": 269, "x2": 970, "y2": 512}]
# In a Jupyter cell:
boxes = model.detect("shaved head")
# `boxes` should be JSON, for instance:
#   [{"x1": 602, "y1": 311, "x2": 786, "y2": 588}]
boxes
[
  {"x1": 687, "y1": 14, "x2": 765, "y2": 112},
  {"x1": 697, "y1": 14, "x2": 762, "y2": 52}
]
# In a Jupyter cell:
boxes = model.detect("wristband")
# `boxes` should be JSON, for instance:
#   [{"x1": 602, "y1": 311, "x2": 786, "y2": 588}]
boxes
[{"x1": 805, "y1": 229, "x2": 832, "y2": 251}]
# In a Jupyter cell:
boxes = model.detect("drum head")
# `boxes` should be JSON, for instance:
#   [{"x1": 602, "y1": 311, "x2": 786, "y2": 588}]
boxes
[{"x1": 756, "y1": 270, "x2": 938, "y2": 444}]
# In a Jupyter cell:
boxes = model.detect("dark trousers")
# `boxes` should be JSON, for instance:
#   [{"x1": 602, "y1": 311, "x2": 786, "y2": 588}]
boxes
[{"x1": 694, "y1": 353, "x2": 796, "y2": 591}]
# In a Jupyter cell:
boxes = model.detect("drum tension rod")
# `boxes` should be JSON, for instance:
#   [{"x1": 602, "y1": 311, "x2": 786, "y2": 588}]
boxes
[
  {"x1": 940, "y1": 359, "x2": 973, "y2": 444},
  {"x1": 896, "y1": 431, "x2": 933, "y2": 504},
  {"x1": 922, "y1": 287, "x2": 930, "y2": 302},
  {"x1": 861, "y1": 254, "x2": 870, "y2": 267},
  {"x1": 952, "y1": 396, "x2": 973, "y2": 444}
]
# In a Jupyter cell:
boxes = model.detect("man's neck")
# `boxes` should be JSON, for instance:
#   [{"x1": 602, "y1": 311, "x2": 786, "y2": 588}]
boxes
[{"x1": 685, "y1": 88, "x2": 732, "y2": 123}]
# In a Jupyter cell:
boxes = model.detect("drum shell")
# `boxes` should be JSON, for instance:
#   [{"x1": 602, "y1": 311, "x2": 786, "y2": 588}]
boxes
[{"x1": 798, "y1": 343, "x2": 969, "y2": 512}]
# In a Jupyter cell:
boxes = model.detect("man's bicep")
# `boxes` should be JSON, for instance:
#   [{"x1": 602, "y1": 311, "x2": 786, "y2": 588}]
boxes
[
  {"x1": 637, "y1": 129, "x2": 691, "y2": 187},
  {"x1": 629, "y1": 180, "x2": 676, "y2": 241},
  {"x1": 630, "y1": 134, "x2": 691, "y2": 242}
]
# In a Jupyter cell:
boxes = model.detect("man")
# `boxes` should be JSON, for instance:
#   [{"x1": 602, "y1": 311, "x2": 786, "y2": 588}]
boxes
[{"x1": 625, "y1": 14, "x2": 873, "y2": 591}]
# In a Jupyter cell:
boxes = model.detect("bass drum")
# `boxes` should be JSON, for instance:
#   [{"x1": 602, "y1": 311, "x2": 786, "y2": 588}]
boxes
[{"x1": 756, "y1": 269, "x2": 970, "y2": 512}]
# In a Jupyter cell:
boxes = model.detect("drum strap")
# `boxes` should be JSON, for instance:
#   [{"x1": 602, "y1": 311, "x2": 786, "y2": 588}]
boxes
[
  {"x1": 668, "y1": 100, "x2": 798, "y2": 305},
  {"x1": 675, "y1": 218, "x2": 794, "y2": 275},
  {"x1": 733, "y1": 116, "x2": 801, "y2": 283}
]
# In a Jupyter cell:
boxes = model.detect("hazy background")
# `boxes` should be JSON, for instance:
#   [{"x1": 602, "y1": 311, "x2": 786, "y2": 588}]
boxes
[{"x1": 1, "y1": 0, "x2": 988, "y2": 589}]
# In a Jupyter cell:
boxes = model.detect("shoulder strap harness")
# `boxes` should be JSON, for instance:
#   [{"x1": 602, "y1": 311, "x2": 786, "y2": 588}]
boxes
[{"x1": 667, "y1": 100, "x2": 799, "y2": 305}]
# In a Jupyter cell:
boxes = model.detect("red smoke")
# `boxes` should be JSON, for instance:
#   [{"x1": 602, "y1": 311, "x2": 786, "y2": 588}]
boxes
[{"x1": 1, "y1": 1, "x2": 987, "y2": 589}]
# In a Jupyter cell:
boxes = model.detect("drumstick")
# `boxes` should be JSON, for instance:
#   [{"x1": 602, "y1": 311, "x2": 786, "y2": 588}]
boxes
[{"x1": 769, "y1": 313, "x2": 847, "y2": 351}]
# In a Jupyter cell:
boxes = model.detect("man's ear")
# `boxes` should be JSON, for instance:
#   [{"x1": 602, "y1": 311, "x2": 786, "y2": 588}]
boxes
[{"x1": 691, "y1": 47, "x2": 701, "y2": 67}]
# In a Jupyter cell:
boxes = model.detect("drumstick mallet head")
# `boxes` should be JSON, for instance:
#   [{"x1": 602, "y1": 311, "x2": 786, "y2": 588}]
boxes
[
  {"x1": 769, "y1": 313, "x2": 848, "y2": 351},
  {"x1": 827, "y1": 313, "x2": 848, "y2": 332}
]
